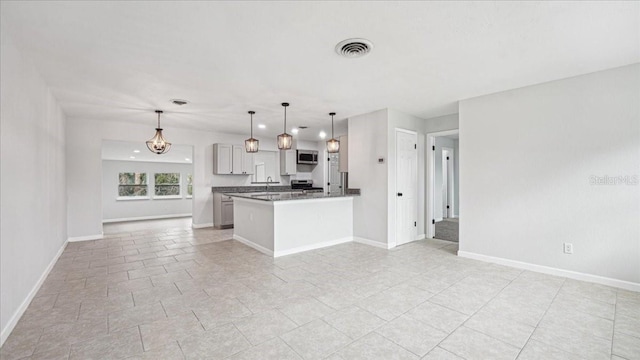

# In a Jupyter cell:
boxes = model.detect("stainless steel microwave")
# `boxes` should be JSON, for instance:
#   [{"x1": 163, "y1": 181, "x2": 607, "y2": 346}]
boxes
[{"x1": 297, "y1": 150, "x2": 318, "y2": 164}]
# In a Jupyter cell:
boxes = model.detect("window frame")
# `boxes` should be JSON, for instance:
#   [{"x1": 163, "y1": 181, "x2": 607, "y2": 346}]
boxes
[
  {"x1": 153, "y1": 172, "x2": 182, "y2": 199},
  {"x1": 116, "y1": 172, "x2": 150, "y2": 201}
]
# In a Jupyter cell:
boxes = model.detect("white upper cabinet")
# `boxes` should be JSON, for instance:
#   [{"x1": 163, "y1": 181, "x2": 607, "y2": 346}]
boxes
[
  {"x1": 280, "y1": 149, "x2": 296, "y2": 176},
  {"x1": 232, "y1": 145, "x2": 243, "y2": 174},
  {"x1": 213, "y1": 144, "x2": 254, "y2": 175},
  {"x1": 213, "y1": 144, "x2": 233, "y2": 174}
]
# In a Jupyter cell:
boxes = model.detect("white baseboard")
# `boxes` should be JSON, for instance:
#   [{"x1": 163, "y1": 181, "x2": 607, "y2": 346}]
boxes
[
  {"x1": 68, "y1": 233, "x2": 103, "y2": 242},
  {"x1": 274, "y1": 237, "x2": 352, "y2": 257},
  {"x1": 192, "y1": 222, "x2": 214, "y2": 229},
  {"x1": 416, "y1": 234, "x2": 426, "y2": 241},
  {"x1": 353, "y1": 236, "x2": 393, "y2": 249},
  {"x1": 435, "y1": 217, "x2": 444, "y2": 222},
  {"x1": 1, "y1": 240, "x2": 68, "y2": 347},
  {"x1": 233, "y1": 234, "x2": 274, "y2": 256},
  {"x1": 458, "y1": 251, "x2": 640, "y2": 293},
  {"x1": 102, "y1": 214, "x2": 192, "y2": 223}
]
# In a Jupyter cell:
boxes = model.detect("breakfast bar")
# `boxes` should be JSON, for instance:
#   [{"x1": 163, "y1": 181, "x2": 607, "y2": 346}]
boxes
[{"x1": 226, "y1": 192, "x2": 355, "y2": 257}]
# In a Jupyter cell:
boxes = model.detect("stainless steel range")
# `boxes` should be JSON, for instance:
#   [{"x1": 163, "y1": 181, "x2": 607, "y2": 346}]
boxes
[{"x1": 290, "y1": 180, "x2": 324, "y2": 193}]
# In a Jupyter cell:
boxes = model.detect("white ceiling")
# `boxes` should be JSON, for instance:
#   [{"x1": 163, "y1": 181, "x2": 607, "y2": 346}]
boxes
[
  {"x1": 2, "y1": 1, "x2": 638, "y2": 141},
  {"x1": 102, "y1": 140, "x2": 193, "y2": 164}
]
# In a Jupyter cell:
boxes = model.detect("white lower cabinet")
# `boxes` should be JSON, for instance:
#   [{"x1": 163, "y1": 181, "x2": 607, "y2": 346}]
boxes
[{"x1": 213, "y1": 192, "x2": 234, "y2": 228}]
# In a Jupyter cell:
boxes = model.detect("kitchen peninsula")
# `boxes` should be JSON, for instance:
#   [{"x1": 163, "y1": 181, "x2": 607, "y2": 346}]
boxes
[{"x1": 225, "y1": 192, "x2": 356, "y2": 257}]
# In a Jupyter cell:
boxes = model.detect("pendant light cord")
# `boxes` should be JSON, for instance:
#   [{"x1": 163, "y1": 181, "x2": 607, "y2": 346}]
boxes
[
  {"x1": 284, "y1": 106, "x2": 287, "y2": 132},
  {"x1": 250, "y1": 112, "x2": 253, "y2": 138},
  {"x1": 331, "y1": 114, "x2": 334, "y2": 138},
  {"x1": 157, "y1": 113, "x2": 161, "y2": 128}
]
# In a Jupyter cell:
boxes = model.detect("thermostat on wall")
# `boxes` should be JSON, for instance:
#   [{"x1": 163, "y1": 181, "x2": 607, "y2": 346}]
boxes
[{"x1": 378, "y1": 157, "x2": 385, "y2": 164}]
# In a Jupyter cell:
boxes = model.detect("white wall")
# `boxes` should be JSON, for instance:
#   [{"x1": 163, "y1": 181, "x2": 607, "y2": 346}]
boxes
[
  {"x1": 0, "y1": 28, "x2": 67, "y2": 344},
  {"x1": 348, "y1": 109, "x2": 389, "y2": 245},
  {"x1": 102, "y1": 160, "x2": 193, "y2": 221},
  {"x1": 423, "y1": 113, "x2": 459, "y2": 134},
  {"x1": 459, "y1": 64, "x2": 640, "y2": 286}
]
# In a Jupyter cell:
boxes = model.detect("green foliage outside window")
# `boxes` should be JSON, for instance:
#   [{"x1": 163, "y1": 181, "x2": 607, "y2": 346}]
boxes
[
  {"x1": 118, "y1": 173, "x2": 148, "y2": 197},
  {"x1": 155, "y1": 173, "x2": 180, "y2": 196},
  {"x1": 187, "y1": 174, "x2": 193, "y2": 196}
]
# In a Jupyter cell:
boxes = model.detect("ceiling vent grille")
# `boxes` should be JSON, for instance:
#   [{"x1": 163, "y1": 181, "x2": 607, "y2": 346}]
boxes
[{"x1": 335, "y1": 38, "x2": 373, "y2": 58}]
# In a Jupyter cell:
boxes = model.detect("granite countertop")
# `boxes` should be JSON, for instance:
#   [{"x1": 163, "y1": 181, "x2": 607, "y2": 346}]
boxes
[
  {"x1": 224, "y1": 191, "x2": 358, "y2": 202},
  {"x1": 212, "y1": 186, "x2": 361, "y2": 197}
]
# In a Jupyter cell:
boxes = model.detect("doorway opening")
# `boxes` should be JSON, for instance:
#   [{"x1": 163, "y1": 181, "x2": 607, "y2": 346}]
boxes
[
  {"x1": 426, "y1": 130, "x2": 459, "y2": 242},
  {"x1": 101, "y1": 140, "x2": 194, "y2": 233}
]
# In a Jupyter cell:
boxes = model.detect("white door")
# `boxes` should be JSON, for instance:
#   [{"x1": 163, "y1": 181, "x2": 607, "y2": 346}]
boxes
[
  {"x1": 396, "y1": 130, "x2": 418, "y2": 246},
  {"x1": 447, "y1": 150, "x2": 454, "y2": 218},
  {"x1": 442, "y1": 148, "x2": 455, "y2": 218},
  {"x1": 442, "y1": 150, "x2": 449, "y2": 219},
  {"x1": 328, "y1": 153, "x2": 341, "y2": 194}
]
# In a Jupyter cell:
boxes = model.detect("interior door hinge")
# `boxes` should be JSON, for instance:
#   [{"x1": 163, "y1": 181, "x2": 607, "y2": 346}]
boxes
[
  {"x1": 414, "y1": 144, "x2": 417, "y2": 149},
  {"x1": 414, "y1": 221, "x2": 417, "y2": 227},
  {"x1": 447, "y1": 205, "x2": 450, "y2": 209},
  {"x1": 432, "y1": 219, "x2": 435, "y2": 224},
  {"x1": 432, "y1": 145, "x2": 435, "y2": 151}
]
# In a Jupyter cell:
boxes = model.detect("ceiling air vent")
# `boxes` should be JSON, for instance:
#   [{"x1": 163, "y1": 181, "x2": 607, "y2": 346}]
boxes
[
  {"x1": 335, "y1": 38, "x2": 373, "y2": 58},
  {"x1": 170, "y1": 99, "x2": 189, "y2": 106}
]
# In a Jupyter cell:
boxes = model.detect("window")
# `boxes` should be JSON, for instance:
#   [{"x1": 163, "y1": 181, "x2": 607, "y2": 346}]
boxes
[
  {"x1": 118, "y1": 172, "x2": 148, "y2": 198},
  {"x1": 155, "y1": 173, "x2": 181, "y2": 197},
  {"x1": 186, "y1": 174, "x2": 193, "y2": 197}
]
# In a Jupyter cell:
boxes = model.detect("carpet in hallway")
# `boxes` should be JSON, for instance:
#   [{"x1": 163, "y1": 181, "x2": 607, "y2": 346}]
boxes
[{"x1": 435, "y1": 218, "x2": 458, "y2": 242}]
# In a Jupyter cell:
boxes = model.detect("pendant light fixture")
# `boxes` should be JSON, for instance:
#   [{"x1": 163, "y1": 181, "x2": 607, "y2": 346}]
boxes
[
  {"x1": 245, "y1": 110, "x2": 259, "y2": 153},
  {"x1": 326, "y1": 112, "x2": 340, "y2": 153},
  {"x1": 146, "y1": 110, "x2": 172, "y2": 154},
  {"x1": 277, "y1": 102, "x2": 293, "y2": 150}
]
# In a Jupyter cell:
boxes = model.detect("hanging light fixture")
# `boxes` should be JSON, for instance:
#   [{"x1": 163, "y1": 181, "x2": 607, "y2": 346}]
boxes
[
  {"x1": 277, "y1": 102, "x2": 293, "y2": 150},
  {"x1": 326, "y1": 112, "x2": 340, "y2": 153},
  {"x1": 245, "y1": 111, "x2": 259, "y2": 153},
  {"x1": 146, "y1": 110, "x2": 172, "y2": 154}
]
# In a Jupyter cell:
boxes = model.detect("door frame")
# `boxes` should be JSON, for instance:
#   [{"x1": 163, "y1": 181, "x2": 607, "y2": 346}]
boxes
[
  {"x1": 394, "y1": 128, "x2": 418, "y2": 248},
  {"x1": 426, "y1": 129, "x2": 459, "y2": 239}
]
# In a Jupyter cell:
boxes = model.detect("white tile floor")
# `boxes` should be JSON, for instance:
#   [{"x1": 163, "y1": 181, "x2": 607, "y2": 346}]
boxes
[{"x1": 1, "y1": 224, "x2": 639, "y2": 360}]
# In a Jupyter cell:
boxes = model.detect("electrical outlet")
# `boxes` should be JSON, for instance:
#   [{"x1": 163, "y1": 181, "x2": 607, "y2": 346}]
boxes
[{"x1": 563, "y1": 243, "x2": 573, "y2": 254}]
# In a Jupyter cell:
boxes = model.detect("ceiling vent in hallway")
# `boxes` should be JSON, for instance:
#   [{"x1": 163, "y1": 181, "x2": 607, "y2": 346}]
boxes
[{"x1": 335, "y1": 38, "x2": 373, "y2": 58}]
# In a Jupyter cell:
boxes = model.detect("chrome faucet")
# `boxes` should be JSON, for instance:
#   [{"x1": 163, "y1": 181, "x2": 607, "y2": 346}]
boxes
[{"x1": 266, "y1": 176, "x2": 273, "y2": 192}]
